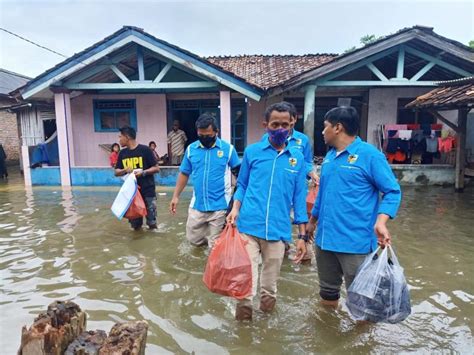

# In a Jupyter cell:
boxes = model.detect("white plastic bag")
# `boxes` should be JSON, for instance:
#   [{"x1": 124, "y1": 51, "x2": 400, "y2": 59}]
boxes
[
  {"x1": 111, "y1": 173, "x2": 137, "y2": 220},
  {"x1": 346, "y1": 246, "x2": 411, "y2": 323}
]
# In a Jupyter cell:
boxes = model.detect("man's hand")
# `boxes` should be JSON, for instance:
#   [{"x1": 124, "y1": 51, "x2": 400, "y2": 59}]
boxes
[
  {"x1": 294, "y1": 239, "x2": 307, "y2": 264},
  {"x1": 170, "y1": 197, "x2": 179, "y2": 214},
  {"x1": 134, "y1": 170, "x2": 144, "y2": 178},
  {"x1": 309, "y1": 172, "x2": 320, "y2": 186},
  {"x1": 306, "y1": 217, "x2": 317, "y2": 239},
  {"x1": 374, "y1": 214, "x2": 391, "y2": 248},
  {"x1": 226, "y1": 207, "x2": 239, "y2": 226}
]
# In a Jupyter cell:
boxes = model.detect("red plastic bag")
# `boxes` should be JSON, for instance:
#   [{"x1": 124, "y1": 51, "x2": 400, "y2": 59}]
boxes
[
  {"x1": 203, "y1": 224, "x2": 252, "y2": 299},
  {"x1": 306, "y1": 185, "x2": 319, "y2": 217},
  {"x1": 124, "y1": 189, "x2": 147, "y2": 220}
]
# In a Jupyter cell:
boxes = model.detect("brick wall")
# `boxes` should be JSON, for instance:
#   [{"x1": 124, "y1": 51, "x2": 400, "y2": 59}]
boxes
[{"x1": 0, "y1": 98, "x2": 20, "y2": 163}]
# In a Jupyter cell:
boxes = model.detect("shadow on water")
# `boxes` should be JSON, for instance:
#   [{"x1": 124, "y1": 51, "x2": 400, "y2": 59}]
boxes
[{"x1": 0, "y1": 172, "x2": 473, "y2": 354}]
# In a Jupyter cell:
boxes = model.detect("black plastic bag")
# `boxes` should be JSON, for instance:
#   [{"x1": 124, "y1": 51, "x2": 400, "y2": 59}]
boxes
[{"x1": 346, "y1": 246, "x2": 411, "y2": 323}]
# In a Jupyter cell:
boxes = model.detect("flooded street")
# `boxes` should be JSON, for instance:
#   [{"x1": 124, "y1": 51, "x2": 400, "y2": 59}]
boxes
[{"x1": 0, "y1": 172, "x2": 473, "y2": 354}]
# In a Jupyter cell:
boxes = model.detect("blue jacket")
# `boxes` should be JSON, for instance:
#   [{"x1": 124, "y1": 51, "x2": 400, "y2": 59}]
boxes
[
  {"x1": 235, "y1": 139, "x2": 308, "y2": 242},
  {"x1": 261, "y1": 129, "x2": 314, "y2": 175},
  {"x1": 312, "y1": 137, "x2": 402, "y2": 254},
  {"x1": 180, "y1": 138, "x2": 240, "y2": 212}
]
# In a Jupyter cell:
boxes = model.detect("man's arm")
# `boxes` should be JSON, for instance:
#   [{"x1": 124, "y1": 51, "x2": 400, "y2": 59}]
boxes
[
  {"x1": 370, "y1": 153, "x2": 402, "y2": 247},
  {"x1": 227, "y1": 150, "x2": 250, "y2": 224},
  {"x1": 114, "y1": 152, "x2": 132, "y2": 176},
  {"x1": 170, "y1": 147, "x2": 192, "y2": 214},
  {"x1": 170, "y1": 172, "x2": 189, "y2": 214},
  {"x1": 293, "y1": 160, "x2": 309, "y2": 263}
]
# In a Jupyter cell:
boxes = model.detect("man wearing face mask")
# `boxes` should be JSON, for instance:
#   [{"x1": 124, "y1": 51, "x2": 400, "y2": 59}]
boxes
[
  {"x1": 226, "y1": 102, "x2": 308, "y2": 321},
  {"x1": 170, "y1": 113, "x2": 240, "y2": 249}
]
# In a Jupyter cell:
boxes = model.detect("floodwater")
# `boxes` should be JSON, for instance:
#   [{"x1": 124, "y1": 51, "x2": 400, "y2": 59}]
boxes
[{"x1": 0, "y1": 172, "x2": 473, "y2": 354}]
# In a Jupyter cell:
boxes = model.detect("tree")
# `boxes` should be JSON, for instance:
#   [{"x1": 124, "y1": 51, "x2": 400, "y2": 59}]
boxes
[
  {"x1": 469, "y1": 40, "x2": 474, "y2": 49},
  {"x1": 344, "y1": 34, "x2": 383, "y2": 53}
]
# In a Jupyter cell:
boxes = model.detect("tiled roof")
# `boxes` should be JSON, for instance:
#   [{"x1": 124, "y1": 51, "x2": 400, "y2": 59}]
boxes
[
  {"x1": 207, "y1": 54, "x2": 337, "y2": 90},
  {"x1": 0, "y1": 68, "x2": 30, "y2": 96},
  {"x1": 406, "y1": 76, "x2": 474, "y2": 109}
]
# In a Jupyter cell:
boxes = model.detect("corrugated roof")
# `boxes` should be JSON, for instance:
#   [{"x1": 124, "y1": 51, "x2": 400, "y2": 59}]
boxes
[
  {"x1": 406, "y1": 76, "x2": 474, "y2": 109},
  {"x1": 207, "y1": 54, "x2": 336, "y2": 90},
  {"x1": 0, "y1": 68, "x2": 30, "y2": 96}
]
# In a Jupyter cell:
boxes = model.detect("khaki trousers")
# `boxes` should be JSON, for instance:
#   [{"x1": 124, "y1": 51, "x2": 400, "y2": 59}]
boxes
[
  {"x1": 237, "y1": 233, "x2": 285, "y2": 308},
  {"x1": 186, "y1": 208, "x2": 226, "y2": 249}
]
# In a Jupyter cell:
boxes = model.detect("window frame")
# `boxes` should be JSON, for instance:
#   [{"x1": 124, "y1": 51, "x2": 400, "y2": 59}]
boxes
[{"x1": 93, "y1": 99, "x2": 137, "y2": 132}]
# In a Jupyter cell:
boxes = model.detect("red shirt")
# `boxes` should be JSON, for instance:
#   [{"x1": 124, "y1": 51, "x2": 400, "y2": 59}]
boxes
[{"x1": 109, "y1": 151, "x2": 119, "y2": 167}]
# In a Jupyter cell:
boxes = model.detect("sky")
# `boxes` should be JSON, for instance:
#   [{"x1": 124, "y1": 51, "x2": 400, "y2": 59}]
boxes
[{"x1": 0, "y1": 0, "x2": 473, "y2": 78}]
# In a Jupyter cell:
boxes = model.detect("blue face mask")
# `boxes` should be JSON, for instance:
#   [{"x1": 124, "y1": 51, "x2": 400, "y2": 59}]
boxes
[{"x1": 267, "y1": 128, "x2": 289, "y2": 147}]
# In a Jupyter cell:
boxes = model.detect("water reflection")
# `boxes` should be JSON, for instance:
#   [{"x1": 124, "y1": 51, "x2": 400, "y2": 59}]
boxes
[{"x1": 0, "y1": 177, "x2": 473, "y2": 354}]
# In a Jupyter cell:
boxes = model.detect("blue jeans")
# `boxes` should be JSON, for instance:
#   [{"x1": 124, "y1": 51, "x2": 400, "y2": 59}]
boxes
[{"x1": 129, "y1": 196, "x2": 157, "y2": 229}]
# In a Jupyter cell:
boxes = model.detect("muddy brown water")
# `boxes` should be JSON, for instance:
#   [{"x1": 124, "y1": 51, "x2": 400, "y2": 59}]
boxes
[{"x1": 0, "y1": 172, "x2": 473, "y2": 354}]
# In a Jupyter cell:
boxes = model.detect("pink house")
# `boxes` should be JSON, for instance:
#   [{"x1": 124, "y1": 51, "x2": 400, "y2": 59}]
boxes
[{"x1": 12, "y1": 26, "x2": 473, "y2": 186}]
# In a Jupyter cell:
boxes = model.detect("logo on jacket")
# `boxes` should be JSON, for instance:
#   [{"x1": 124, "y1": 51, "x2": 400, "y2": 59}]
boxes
[
  {"x1": 296, "y1": 138, "x2": 303, "y2": 146},
  {"x1": 289, "y1": 157, "x2": 298, "y2": 167},
  {"x1": 347, "y1": 154, "x2": 359, "y2": 164},
  {"x1": 217, "y1": 150, "x2": 224, "y2": 158}
]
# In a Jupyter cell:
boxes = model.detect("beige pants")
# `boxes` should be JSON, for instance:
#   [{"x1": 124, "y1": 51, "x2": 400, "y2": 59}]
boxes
[
  {"x1": 238, "y1": 233, "x2": 285, "y2": 307},
  {"x1": 186, "y1": 208, "x2": 226, "y2": 249}
]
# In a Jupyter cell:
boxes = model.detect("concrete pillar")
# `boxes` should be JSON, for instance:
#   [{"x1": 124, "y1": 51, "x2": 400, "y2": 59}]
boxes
[
  {"x1": 53, "y1": 89, "x2": 73, "y2": 186},
  {"x1": 303, "y1": 85, "x2": 317, "y2": 148},
  {"x1": 220, "y1": 90, "x2": 232, "y2": 142},
  {"x1": 455, "y1": 108, "x2": 468, "y2": 192},
  {"x1": 21, "y1": 145, "x2": 32, "y2": 186}
]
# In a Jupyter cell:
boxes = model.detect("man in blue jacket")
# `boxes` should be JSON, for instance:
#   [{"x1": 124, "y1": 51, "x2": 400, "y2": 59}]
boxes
[
  {"x1": 170, "y1": 113, "x2": 240, "y2": 249},
  {"x1": 306, "y1": 106, "x2": 401, "y2": 308},
  {"x1": 227, "y1": 102, "x2": 308, "y2": 321}
]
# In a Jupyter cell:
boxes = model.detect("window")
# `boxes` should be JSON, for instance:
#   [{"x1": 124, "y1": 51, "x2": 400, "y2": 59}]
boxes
[
  {"x1": 93, "y1": 100, "x2": 137, "y2": 132},
  {"x1": 231, "y1": 100, "x2": 247, "y2": 155}
]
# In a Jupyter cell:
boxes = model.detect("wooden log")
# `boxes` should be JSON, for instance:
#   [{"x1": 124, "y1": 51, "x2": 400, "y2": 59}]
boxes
[
  {"x1": 99, "y1": 321, "x2": 148, "y2": 355},
  {"x1": 18, "y1": 301, "x2": 87, "y2": 355},
  {"x1": 65, "y1": 330, "x2": 107, "y2": 355}
]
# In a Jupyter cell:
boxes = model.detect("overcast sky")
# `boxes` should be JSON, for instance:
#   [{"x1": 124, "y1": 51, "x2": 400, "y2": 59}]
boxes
[{"x1": 0, "y1": 0, "x2": 473, "y2": 78}]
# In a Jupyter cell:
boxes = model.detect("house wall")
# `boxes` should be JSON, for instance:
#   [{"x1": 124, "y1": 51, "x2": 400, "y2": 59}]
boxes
[
  {"x1": 70, "y1": 94, "x2": 167, "y2": 166},
  {"x1": 0, "y1": 97, "x2": 21, "y2": 163},
  {"x1": 367, "y1": 87, "x2": 458, "y2": 145}
]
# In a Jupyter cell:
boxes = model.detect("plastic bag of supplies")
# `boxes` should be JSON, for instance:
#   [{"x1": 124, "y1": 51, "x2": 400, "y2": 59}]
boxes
[
  {"x1": 346, "y1": 245, "x2": 411, "y2": 323},
  {"x1": 203, "y1": 224, "x2": 252, "y2": 299}
]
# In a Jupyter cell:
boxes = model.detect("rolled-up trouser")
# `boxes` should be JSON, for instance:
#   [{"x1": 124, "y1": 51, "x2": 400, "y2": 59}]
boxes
[
  {"x1": 237, "y1": 233, "x2": 285, "y2": 308},
  {"x1": 129, "y1": 196, "x2": 157, "y2": 229},
  {"x1": 316, "y1": 246, "x2": 367, "y2": 301},
  {"x1": 185, "y1": 208, "x2": 226, "y2": 249}
]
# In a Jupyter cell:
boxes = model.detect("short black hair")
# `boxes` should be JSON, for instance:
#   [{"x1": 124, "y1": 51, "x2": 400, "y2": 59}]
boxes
[
  {"x1": 281, "y1": 101, "x2": 297, "y2": 119},
  {"x1": 111, "y1": 143, "x2": 120, "y2": 152},
  {"x1": 196, "y1": 112, "x2": 218, "y2": 131},
  {"x1": 149, "y1": 141, "x2": 156, "y2": 147},
  {"x1": 324, "y1": 106, "x2": 360, "y2": 136},
  {"x1": 264, "y1": 102, "x2": 292, "y2": 122},
  {"x1": 119, "y1": 126, "x2": 136, "y2": 140}
]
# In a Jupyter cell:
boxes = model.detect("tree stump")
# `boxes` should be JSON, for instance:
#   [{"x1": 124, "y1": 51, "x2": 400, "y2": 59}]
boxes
[
  {"x1": 65, "y1": 330, "x2": 108, "y2": 355},
  {"x1": 99, "y1": 321, "x2": 148, "y2": 355},
  {"x1": 18, "y1": 301, "x2": 86, "y2": 355}
]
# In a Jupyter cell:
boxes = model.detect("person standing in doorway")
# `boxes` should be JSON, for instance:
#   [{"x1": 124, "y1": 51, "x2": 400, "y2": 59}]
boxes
[
  {"x1": 115, "y1": 126, "x2": 160, "y2": 230},
  {"x1": 170, "y1": 113, "x2": 240, "y2": 249},
  {"x1": 227, "y1": 102, "x2": 308, "y2": 321},
  {"x1": 168, "y1": 120, "x2": 187, "y2": 165},
  {"x1": 306, "y1": 106, "x2": 401, "y2": 308}
]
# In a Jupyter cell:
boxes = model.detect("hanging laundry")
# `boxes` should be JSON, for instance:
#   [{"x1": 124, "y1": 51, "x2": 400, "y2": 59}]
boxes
[
  {"x1": 426, "y1": 136, "x2": 438, "y2": 153},
  {"x1": 398, "y1": 130, "x2": 412, "y2": 140},
  {"x1": 438, "y1": 136, "x2": 456, "y2": 153}
]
